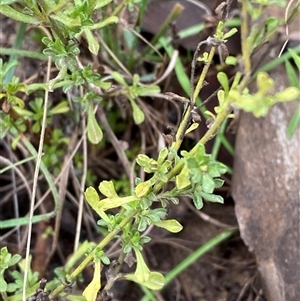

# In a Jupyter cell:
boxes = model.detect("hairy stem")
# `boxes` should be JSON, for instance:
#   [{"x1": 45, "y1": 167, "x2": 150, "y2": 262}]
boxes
[{"x1": 49, "y1": 210, "x2": 136, "y2": 298}]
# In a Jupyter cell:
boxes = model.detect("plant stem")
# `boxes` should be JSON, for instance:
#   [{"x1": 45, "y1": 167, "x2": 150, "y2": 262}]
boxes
[
  {"x1": 155, "y1": 96, "x2": 231, "y2": 194},
  {"x1": 172, "y1": 46, "x2": 217, "y2": 151},
  {"x1": 49, "y1": 210, "x2": 137, "y2": 299},
  {"x1": 241, "y1": 0, "x2": 251, "y2": 73}
]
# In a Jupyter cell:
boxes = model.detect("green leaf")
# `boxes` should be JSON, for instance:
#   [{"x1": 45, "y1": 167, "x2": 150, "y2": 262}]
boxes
[
  {"x1": 0, "y1": 277, "x2": 8, "y2": 293},
  {"x1": 125, "y1": 271, "x2": 165, "y2": 290},
  {"x1": 83, "y1": 259, "x2": 101, "y2": 301},
  {"x1": 202, "y1": 174, "x2": 215, "y2": 193},
  {"x1": 217, "y1": 72, "x2": 229, "y2": 95},
  {"x1": 87, "y1": 105, "x2": 103, "y2": 144},
  {"x1": 90, "y1": 16, "x2": 119, "y2": 29},
  {"x1": 185, "y1": 122, "x2": 199, "y2": 134},
  {"x1": 84, "y1": 27, "x2": 100, "y2": 55},
  {"x1": 223, "y1": 27, "x2": 238, "y2": 40},
  {"x1": 274, "y1": 87, "x2": 300, "y2": 102},
  {"x1": 213, "y1": 178, "x2": 225, "y2": 189},
  {"x1": 157, "y1": 147, "x2": 169, "y2": 164},
  {"x1": 0, "y1": 5, "x2": 39, "y2": 24},
  {"x1": 135, "y1": 180, "x2": 151, "y2": 197},
  {"x1": 84, "y1": 187, "x2": 109, "y2": 223},
  {"x1": 50, "y1": 12, "x2": 81, "y2": 28},
  {"x1": 129, "y1": 97, "x2": 144, "y2": 124},
  {"x1": 8, "y1": 254, "x2": 21, "y2": 266},
  {"x1": 200, "y1": 192, "x2": 224, "y2": 203},
  {"x1": 153, "y1": 219, "x2": 183, "y2": 233},
  {"x1": 192, "y1": 193, "x2": 203, "y2": 210},
  {"x1": 256, "y1": 72, "x2": 274, "y2": 95},
  {"x1": 98, "y1": 181, "x2": 118, "y2": 198},
  {"x1": 176, "y1": 166, "x2": 190, "y2": 190},
  {"x1": 98, "y1": 195, "x2": 137, "y2": 211},
  {"x1": 133, "y1": 248, "x2": 150, "y2": 282},
  {"x1": 134, "y1": 85, "x2": 161, "y2": 96},
  {"x1": 225, "y1": 55, "x2": 237, "y2": 66},
  {"x1": 49, "y1": 101, "x2": 69, "y2": 114},
  {"x1": 111, "y1": 71, "x2": 128, "y2": 86},
  {"x1": 136, "y1": 154, "x2": 151, "y2": 167}
]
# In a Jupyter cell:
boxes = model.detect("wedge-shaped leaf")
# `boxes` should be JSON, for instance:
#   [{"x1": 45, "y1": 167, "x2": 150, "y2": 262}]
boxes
[
  {"x1": 125, "y1": 271, "x2": 165, "y2": 290},
  {"x1": 223, "y1": 28, "x2": 238, "y2": 40},
  {"x1": 217, "y1": 72, "x2": 229, "y2": 95},
  {"x1": 157, "y1": 147, "x2": 169, "y2": 164},
  {"x1": 98, "y1": 196, "x2": 137, "y2": 211},
  {"x1": 99, "y1": 181, "x2": 118, "y2": 198},
  {"x1": 49, "y1": 101, "x2": 69, "y2": 114},
  {"x1": 129, "y1": 97, "x2": 144, "y2": 124},
  {"x1": 0, "y1": 5, "x2": 39, "y2": 24},
  {"x1": 176, "y1": 166, "x2": 190, "y2": 190},
  {"x1": 84, "y1": 27, "x2": 99, "y2": 55},
  {"x1": 136, "y1": 154, "x2": 151, "y2": 167},
  {"x1": 90, "y1": 16, "x2": 118, "y2": 29},
  {"x1": 131, "y1": 248, "x2": 154, "y2": 284},
  {"x1": 192, "y1": 193, "x2": 203, "y2": 210},
  {"x1": 275, "y1": 87, "x2": 300, "y2": 102},
  {"x1": 134, "y1": 85, "x2": 160, "y2": 96},
  {"x1": 50, "y1": 12, "x2": 81, "y2": 28},
  {"x1": 111, "y1": 71, "x2": 128, "y2": 86},
  {"x1": 185, "y1": 122, "x2": 199, "y2": 134},
  {"x1": 202, "y1": 174, "x2": 215, "y2": 194},
  {"x1": 83, "y1": 260, "x2": 101, "y2": 301},
  {"x1": 87, "y1": 105, "x2": 103, "y2": 144},
  {"x1": 256, "y1": 72, "x2": 274, "y2": 95},
  {"x1": 200, "y1": 192, "x2": 224, "y2": 203},
  {"x1": 153, "y1": 219, "x2": 183, "y2": 233},
  {"x1": 85, "y1": 187, "x2": 109, "y2": 222},
  {"x1": 135, "y1": 180, "x2": 151, "y2": 197}
]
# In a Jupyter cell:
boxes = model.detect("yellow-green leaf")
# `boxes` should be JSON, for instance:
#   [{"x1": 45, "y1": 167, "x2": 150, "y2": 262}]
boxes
[
  {"x1": 83, "y1": 260, "x2": 101, "y2": 301},
  {"x1": 87, "y1": 105, "x2": 103, "y2": 144},
  {"x1": 153, "y1": 219, "x2": 183, "y2": 233},
  {"x1": 129, "y1": 97, "x2": 144, "y2": 124},
  {"x1": 134, "y1": 248, "x2": 150, "y2": 282},
  {"x1": 125, "y1": 271, "x2": 165, "y2": 290},
  {"x1": 0, "y1": 5, "x2": 39, "y2": 24},
  {"x1": 84, "y1": 187, "x2": 109, "y2": 222},
  {"x1": 275, "y1": 87, "x2": 300, "y2": 102},
  {"x1": 256, "y1": 72, "x2": 274, "y2": 95},
  {"x1": 98, "y1": 196, "x2": 137, "y2": 211},
  {"x1": 185, "y1": 122, "x2": 199, "y2": 135},
  {"x1": 84, "y1": 27, "x2": 100, "y2": 55},
  {"x1": 99, "y1": 181, "x2": 118, "y2": 198},
  {"x1": 135, "y1": 181, "x2": 151, "y2": 197},
  {"x1": 176, "y1": 166, "x2": 190, "y2": 190}
]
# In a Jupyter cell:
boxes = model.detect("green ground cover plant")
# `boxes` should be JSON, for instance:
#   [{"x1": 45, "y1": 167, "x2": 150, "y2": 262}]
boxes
[{"x1": 0, "y1": 0, "x2": 299, "y2": 300}]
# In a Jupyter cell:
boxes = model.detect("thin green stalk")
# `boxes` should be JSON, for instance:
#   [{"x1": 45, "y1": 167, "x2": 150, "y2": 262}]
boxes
[
  {"x1": 49, "y1": 210, "x2": 137, "y2": 298},
  {"x1": 192, "y1": 46, "x2": 216, "y2": 103},
  {"x1": 172, "y1": 46, "x2": 217, "y2": 151}
]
